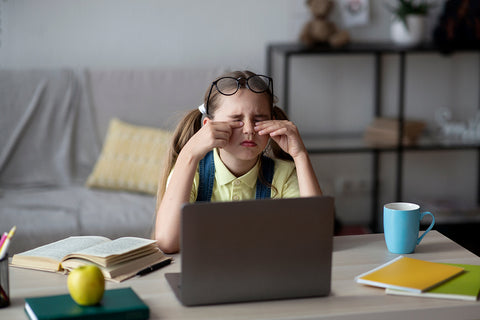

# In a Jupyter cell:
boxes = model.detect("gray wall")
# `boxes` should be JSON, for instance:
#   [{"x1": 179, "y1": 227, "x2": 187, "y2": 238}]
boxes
[{"x1": 1, "y1": 0, "x2": 478, "y2": 226}]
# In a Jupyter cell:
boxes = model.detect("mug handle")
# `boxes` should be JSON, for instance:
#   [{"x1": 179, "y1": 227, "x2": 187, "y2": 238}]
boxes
[{"x1": 417, "y1": 212, "x2": 435, "y2": 245}]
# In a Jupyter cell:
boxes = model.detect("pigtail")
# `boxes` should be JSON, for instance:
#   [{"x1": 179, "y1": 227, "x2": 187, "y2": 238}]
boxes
[{"x1": 155, "y1": 109, "x2": 203, "y2": 212}]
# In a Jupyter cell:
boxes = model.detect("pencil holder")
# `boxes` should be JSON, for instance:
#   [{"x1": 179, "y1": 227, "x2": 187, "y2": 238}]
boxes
[{"x1": 0, "y1": 255, "x2": 10, "y2": 308}]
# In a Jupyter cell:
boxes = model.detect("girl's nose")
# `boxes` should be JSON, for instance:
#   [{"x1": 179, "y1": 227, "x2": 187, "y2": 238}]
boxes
[{"x1": 243, "y1": 120, "x2": 255, "y2": 135}]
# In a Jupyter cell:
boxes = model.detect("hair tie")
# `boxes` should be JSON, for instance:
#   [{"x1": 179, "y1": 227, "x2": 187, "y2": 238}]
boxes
[{"x1": 198, "y1": 104, "x2": 207, "y2": 115}]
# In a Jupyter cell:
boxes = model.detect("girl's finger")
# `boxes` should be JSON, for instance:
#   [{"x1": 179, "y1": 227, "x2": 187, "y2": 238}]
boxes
[
  {"x1": 255, "y1": 120, "x2": 294, "y2": 133},
  {"x1": 229, "y1": 121, "x2": 244, "y2": 128},
  {"x1": 209, "y1": 120, "x2": 243, "y2": 129},
  {"x1": 268, "y1": 127, "x2": 288, "y2": 137},
  {"x1": 254, "y1": 120, "x2": 277, "y2": 131},
  {"x1": 214, "y1": 131, "x2": 231, "y2": 141},
  {"x1": 257, "y1": 124, "x2": 292, "y2": 136}
]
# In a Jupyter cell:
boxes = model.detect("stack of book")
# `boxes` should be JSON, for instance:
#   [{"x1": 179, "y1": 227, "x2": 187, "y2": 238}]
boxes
[
  {"x1": 11, "y1": 236, "x2": 172, "y2": 282},
  {"x1": 364, "y1": 117, "x2": 426, "y2": 146},
  {"x1": 356, "y1": 256, "x2": 480, "y2": 301},
  {"x1": 24, "y1": 287, "x2": 149, "y2": 320}
]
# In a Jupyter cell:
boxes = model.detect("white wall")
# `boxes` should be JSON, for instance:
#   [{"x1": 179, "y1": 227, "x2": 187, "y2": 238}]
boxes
[
  {"x1": 0, "y1": 0, "x2": 305, "y2": 70},
  {"x1": 0, "y1": 0, "x2": 445, "y2": 69},
  {"x1": 1, "y1": 0, "x2": 478, "y2": 227}
]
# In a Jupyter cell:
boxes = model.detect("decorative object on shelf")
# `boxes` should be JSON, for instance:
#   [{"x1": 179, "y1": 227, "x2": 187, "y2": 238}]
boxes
[
  {"x1": 386, "y1": 0, "x2": 435, "y2": 46},
  {"x1": 363, "y1": 117, "x2": 426, "y2": 146},
  {"x1": 433, "y1": 0, "x2": 480, "y2": 54},
  {"x1": 435, "y1": 107, "x2": 480, "y2": 142},
  {"x1": 299, "y1": 0, "x2": 350, "y2": 48},
  {"x1": 339, "y1": 0, "x2": 370, "y2": 28}
]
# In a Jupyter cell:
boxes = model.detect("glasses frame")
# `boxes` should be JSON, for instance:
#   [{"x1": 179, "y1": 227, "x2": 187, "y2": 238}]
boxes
[{"x1": 204, "y1": 75, "x2": 274, "y2": 116}]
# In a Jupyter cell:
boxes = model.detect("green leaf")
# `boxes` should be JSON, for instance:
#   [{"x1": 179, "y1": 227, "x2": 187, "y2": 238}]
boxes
[{"x1": 385, "y1": 0, "x2": 436, "y2": 31}]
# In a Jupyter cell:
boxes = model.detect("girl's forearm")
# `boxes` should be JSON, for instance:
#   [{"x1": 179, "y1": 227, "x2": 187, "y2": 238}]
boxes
[
  {"x1": 155, "y1": 149, "x2": 200, "y2": 253},
  {"x1": 293, "y1": 151, "x2": 323, "y2": 197}
]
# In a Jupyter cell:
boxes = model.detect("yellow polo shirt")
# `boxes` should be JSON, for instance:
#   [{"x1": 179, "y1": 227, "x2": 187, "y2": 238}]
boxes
[{"x1": 187, "y1": 149, "x2": 299, "y2": 202}]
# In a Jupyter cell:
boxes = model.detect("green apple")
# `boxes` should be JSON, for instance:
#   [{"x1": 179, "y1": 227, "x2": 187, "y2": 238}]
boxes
[{"x1": 67, "y1": 265, "x2": 105, "y2": 306}]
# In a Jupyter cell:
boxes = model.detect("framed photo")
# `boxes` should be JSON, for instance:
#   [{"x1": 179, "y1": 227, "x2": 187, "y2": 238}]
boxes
[{"x1": 339, "y1": 0, "x2": 370, "y2": 27}]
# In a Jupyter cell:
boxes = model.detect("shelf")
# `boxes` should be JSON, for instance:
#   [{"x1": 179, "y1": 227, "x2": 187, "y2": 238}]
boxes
[
  {"x1": 303, "y1": 134, "x2": 480, "y2": 154},
  {"x1": 267, "y1": 41, "x2": 480, "y2": 56},
  {"x1": 267, "y1": 41, "x2": 480, "y2": 232},
  {"x1": 416, "y1": 198, "x2": 480, "y2": 226}
]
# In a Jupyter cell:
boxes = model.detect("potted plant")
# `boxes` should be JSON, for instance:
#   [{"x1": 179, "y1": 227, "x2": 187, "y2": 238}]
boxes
[{"x1": 387, "y1": 0, "x2": 435, "y2": 46}]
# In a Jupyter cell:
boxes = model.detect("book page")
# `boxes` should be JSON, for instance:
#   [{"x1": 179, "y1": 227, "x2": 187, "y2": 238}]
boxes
[
  {"x1": 68, "y1": 237, "x2": 157, "y2": 259},
  {"x1": 15, "y1": 236, "x2": 110, "y2": 262},
  {"x1": 62, "y1": 249, "x2": 169, "y2": 281}
]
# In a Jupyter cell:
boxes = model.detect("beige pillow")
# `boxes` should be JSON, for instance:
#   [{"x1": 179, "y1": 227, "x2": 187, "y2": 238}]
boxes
[{"x1": 86, "y1": 118, "x2": 172, "y2": 194}]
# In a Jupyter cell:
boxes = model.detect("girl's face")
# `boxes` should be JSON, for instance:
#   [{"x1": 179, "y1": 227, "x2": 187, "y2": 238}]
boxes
[{"x1": 210, "y1": 89, "x2": 272, "y2": 165}]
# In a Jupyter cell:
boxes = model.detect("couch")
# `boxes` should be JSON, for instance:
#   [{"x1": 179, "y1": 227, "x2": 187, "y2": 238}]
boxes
[{"x1": 0, "y1": 67, "x2": 223, "y2": 254}]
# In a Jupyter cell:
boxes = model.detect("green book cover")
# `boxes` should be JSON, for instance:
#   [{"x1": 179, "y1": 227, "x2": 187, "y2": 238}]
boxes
[
  {"x1": 386, "y1": 263, "x2": 480, "y2": 301},
  {"x1": 24, "y1": 287, "x2": 150, "y2": 320}
]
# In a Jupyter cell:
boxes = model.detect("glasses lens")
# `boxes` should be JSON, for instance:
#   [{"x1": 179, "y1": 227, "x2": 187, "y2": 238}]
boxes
[
  {"x1": 215, "y1": 77, "x2": 239, "y2": 96},
  {"x1": 247, "y1": 75, "x2": 271, "y2": 93}
]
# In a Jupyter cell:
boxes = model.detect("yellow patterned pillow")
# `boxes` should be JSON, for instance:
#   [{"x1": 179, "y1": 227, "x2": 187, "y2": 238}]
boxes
[{"x1": 86, "y1": 118, "x2": 172, "y2": 194}]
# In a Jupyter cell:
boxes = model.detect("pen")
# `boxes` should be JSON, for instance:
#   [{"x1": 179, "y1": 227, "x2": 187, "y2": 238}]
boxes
[
  {"x1": 0, "y1": 226, "x2": 16, "y2": 260},
  {"x1": 136, "y1": 259, "x2": 172, "y2": 276}
]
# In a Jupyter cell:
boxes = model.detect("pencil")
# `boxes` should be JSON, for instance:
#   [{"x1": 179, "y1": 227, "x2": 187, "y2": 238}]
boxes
[{"x1": 0, "y1": 226, "x2": 16, "y2": 260}]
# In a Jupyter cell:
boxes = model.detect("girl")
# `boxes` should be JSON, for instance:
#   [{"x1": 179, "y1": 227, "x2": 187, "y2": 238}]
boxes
[{"x1": 155, "y1": 70, "x2": 322, "y2": 253}]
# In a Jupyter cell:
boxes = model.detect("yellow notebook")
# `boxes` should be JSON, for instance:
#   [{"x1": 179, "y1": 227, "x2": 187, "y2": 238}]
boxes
[{"x1": 355, "y1": 256, "x2": 464, "y2": 293}]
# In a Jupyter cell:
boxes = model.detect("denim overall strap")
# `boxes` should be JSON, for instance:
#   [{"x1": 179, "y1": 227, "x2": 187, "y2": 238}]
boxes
[
  {"x1": 196, "y1": 150, "x2": 215, "y2": 202},
  {"x1": 255, "y1": 155, "x2": 274, "y2": 199},
  {"x1": 196, "y1": 152, "x2": 275, "y2": 202}
]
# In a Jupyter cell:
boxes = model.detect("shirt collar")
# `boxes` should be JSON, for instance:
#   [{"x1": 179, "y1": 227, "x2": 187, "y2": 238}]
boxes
[{"x1": 213, "y1": 148, "x2": 260, "y2": 188}]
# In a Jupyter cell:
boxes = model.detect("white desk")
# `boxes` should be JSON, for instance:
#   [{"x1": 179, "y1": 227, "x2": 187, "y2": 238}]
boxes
[{"x1": 2, "y1": 231, "x2": 480, "y2": 319}]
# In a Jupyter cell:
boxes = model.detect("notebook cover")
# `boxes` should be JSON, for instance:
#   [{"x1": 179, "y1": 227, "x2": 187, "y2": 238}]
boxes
[
  {"x1": 355, "y1": 256, "x2": 464, "y2": 293},
  {"x1": 386, "y1": 263, "x2": 480, "y2": 301},
  {"x1": 24, "y1": 287, "x2": 149, "y2": 320}
]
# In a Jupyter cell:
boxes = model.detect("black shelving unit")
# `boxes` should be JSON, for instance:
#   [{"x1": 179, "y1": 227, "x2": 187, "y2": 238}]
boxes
[{"x1": 266, "y1": 42, "x2": 480, "y2": 232}]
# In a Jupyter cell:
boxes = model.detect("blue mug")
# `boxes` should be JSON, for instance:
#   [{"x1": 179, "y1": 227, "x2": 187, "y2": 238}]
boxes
[{"x1": 383, "y1": 202, "x2": 435, "y2": 254}]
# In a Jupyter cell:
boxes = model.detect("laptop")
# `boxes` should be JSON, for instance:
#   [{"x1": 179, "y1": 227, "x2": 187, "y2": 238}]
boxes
[{"x1": 165, "y1": 196, "x2": 334, "y2": 306}]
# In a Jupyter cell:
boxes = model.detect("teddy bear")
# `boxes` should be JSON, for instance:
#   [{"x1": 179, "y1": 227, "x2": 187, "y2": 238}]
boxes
[{"x1": 299, "y1": 0, "x2": 350, "y2": 48}]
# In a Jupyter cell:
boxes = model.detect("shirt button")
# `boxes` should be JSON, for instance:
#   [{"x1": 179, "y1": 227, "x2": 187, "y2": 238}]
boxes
[
  {"x1": 234, "y1": 180, "x2": 241, "y2": 185},
  {"x1": 233, "y1": 195, "x2": 240, "y2": 200}
]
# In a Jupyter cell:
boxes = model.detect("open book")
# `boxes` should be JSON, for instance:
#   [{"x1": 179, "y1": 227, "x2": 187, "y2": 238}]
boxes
[{"x1": 11, "y1": 236, "x2": 172, "y2": 282}]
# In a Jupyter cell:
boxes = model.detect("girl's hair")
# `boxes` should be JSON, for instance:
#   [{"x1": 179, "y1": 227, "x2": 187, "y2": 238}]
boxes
[{"x1": 155, "y1": 70, "x2": 291, "y2": 212}]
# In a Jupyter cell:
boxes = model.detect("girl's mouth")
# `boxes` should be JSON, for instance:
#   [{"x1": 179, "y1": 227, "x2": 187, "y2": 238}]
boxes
[{"x1": 241, "y1": 140, "x2": 257, "y2": 147}]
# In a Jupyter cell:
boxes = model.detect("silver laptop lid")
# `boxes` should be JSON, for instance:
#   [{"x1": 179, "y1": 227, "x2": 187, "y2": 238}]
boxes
[{"x1": 177, "y1": 196, "x2": 334, "y2": 306}]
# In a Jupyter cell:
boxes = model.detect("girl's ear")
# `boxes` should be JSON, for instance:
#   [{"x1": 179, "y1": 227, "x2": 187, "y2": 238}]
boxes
[{"x1": 203, "y1": 117, "x2": 209, "y2": 126}]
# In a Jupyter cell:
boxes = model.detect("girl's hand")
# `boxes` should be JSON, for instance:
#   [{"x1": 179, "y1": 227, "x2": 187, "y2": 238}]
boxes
[
  {"x1": 183, "y1": 120, "x2": 243, "y2": 160},
  {"x1": 255, "y1": 120, "x2": 307, "y2": 159}
]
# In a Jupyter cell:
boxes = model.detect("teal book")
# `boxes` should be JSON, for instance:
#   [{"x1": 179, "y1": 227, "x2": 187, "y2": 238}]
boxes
[
  {"x1": 24, "y1": 287, "x2": 149, "y2": 320},
  {"x1": 386, "y1": 263, "x2": 480, "y2": 301}
]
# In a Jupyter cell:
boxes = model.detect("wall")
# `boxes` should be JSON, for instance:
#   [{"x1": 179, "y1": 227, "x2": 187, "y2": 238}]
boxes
[
  {"x1": 0, "y1": 0, "x2": 445, "y2": 69},
  {"x1": 0, "y1": 0, "x2": 304, "y2": 70},
  {"x1": 1, "y1": 0, "x2": 478, "y2": 226}
]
